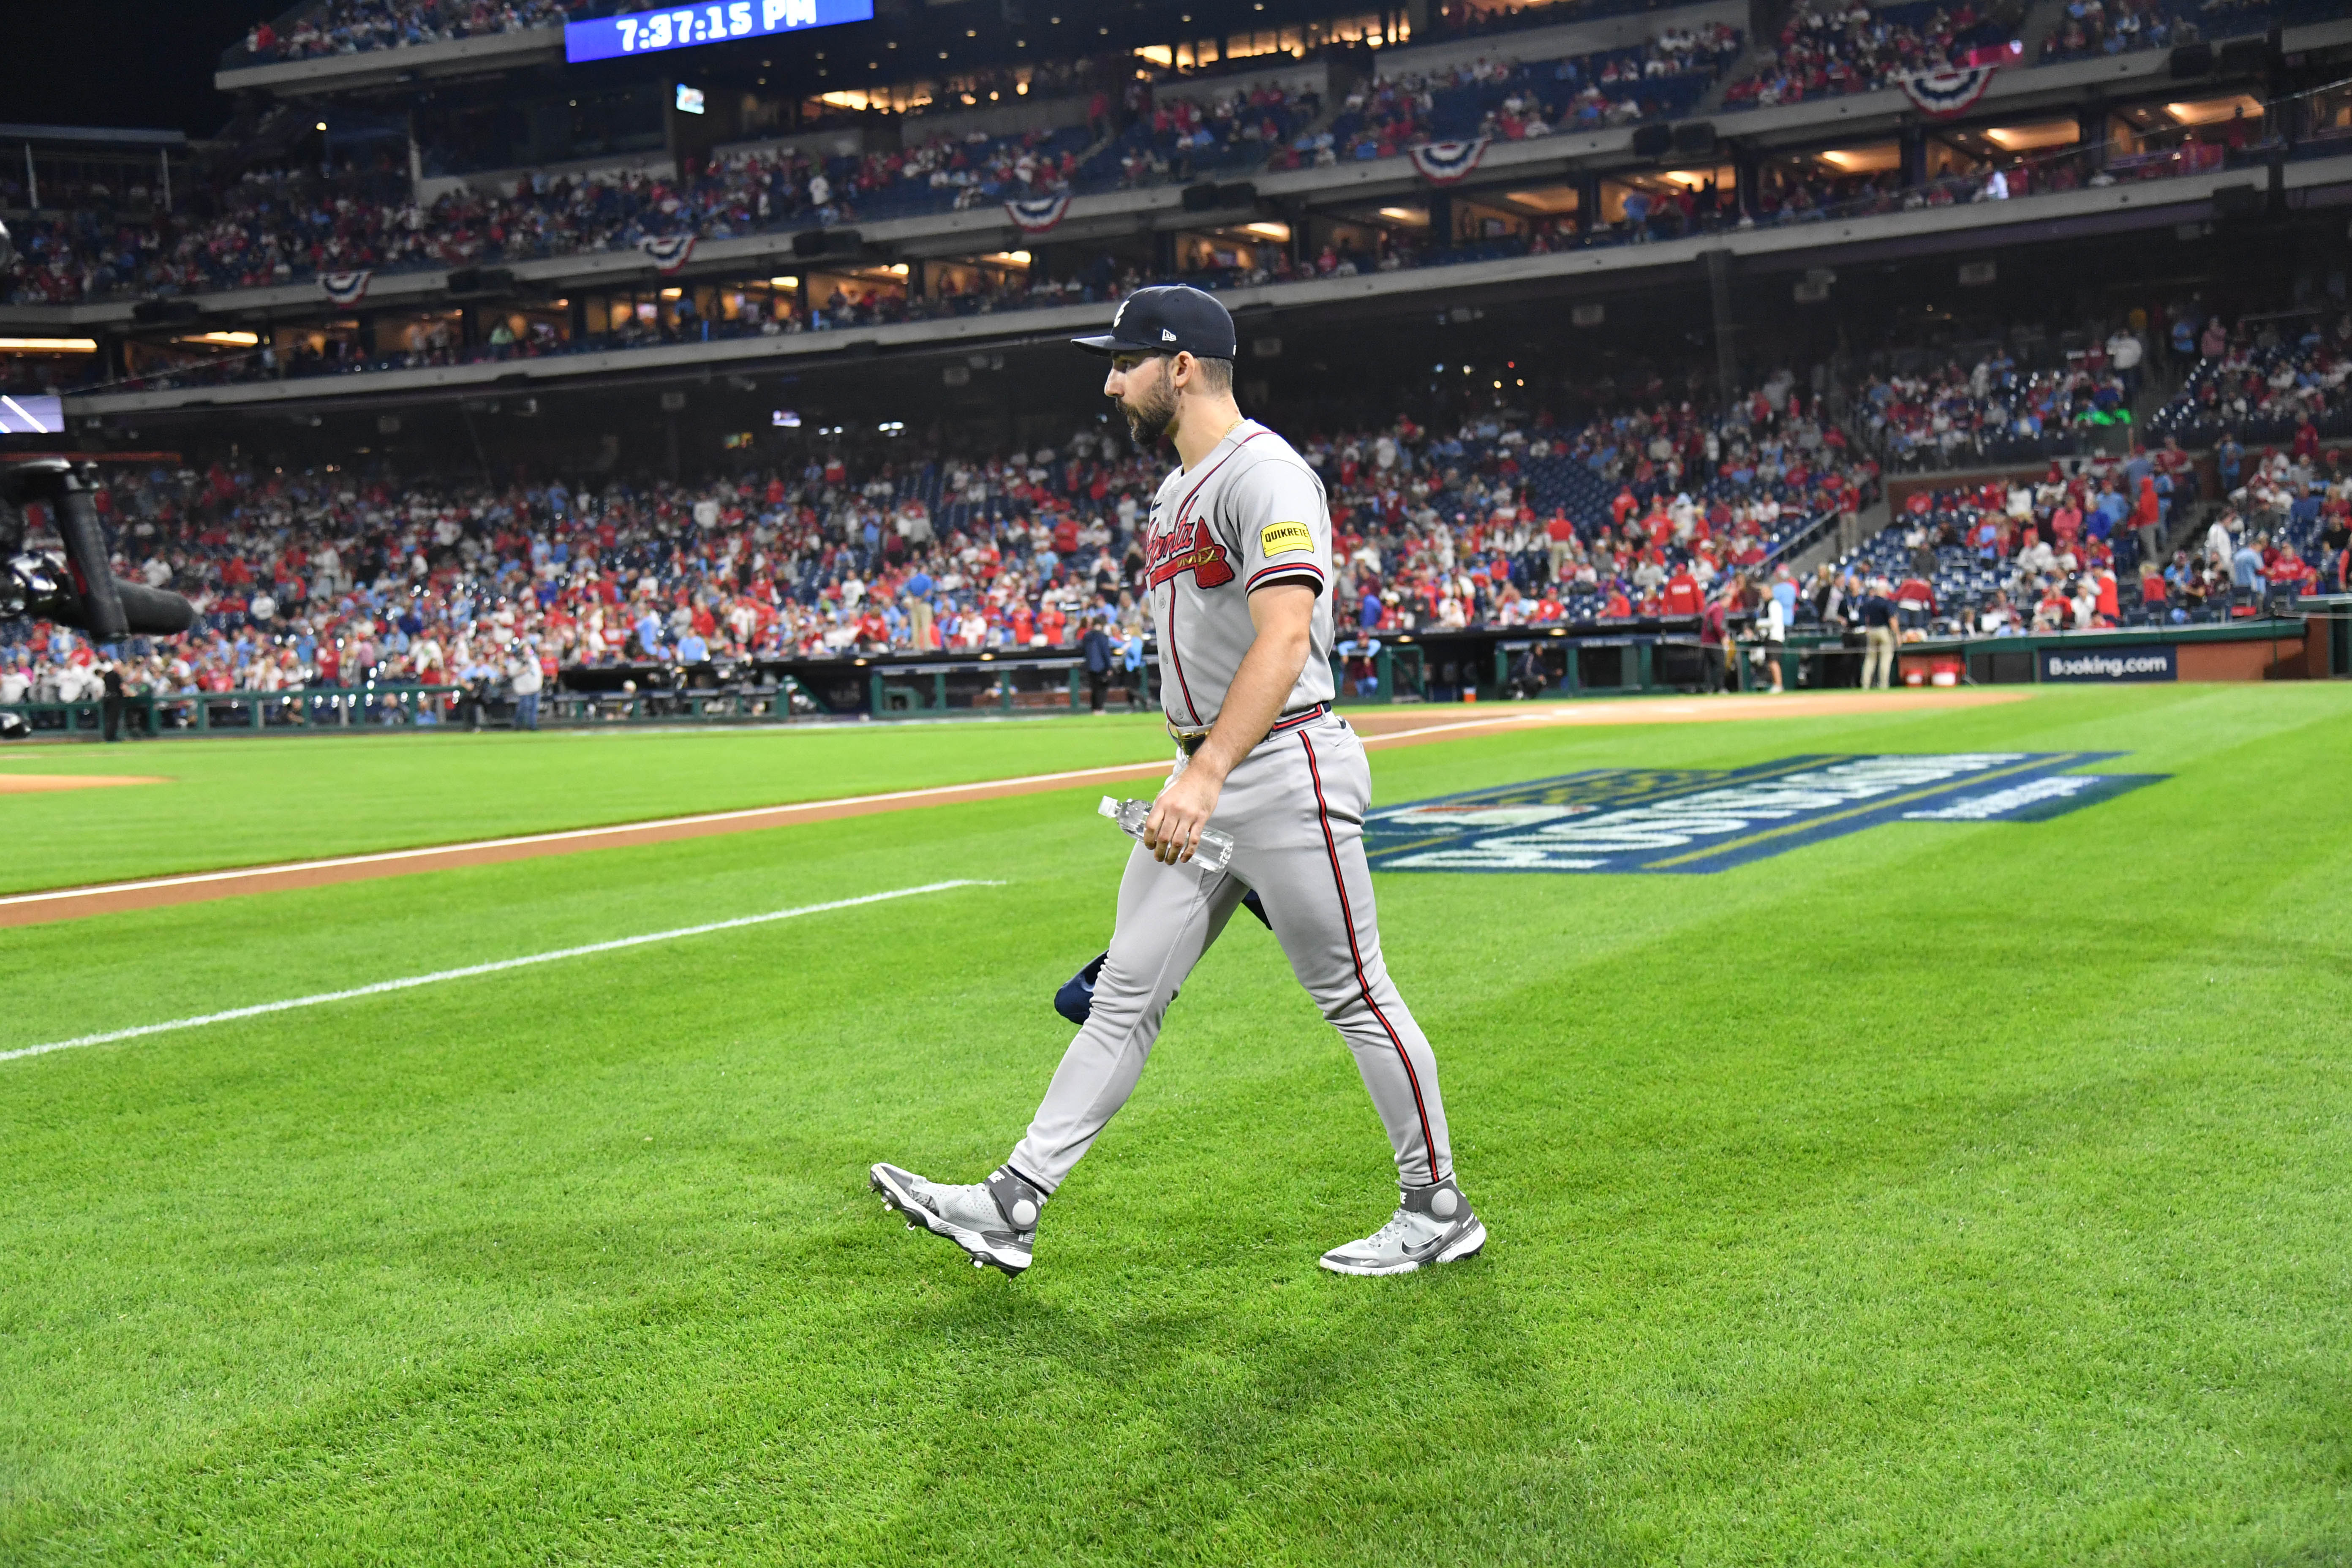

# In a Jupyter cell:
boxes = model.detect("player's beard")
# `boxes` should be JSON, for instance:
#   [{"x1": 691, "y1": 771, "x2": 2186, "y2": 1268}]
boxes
[{"x1": 1120, "y1": 362, "x2": 1178, "y2": 448}]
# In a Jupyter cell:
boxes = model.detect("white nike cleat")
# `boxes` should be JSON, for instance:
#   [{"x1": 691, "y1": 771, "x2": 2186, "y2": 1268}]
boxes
[
  {"x1": 869, "y1": 1162, "x2": 1045, "y2": 1276},
  {"x1": 1318, "y1": 1176, "x2": 1486, "y2": 1277}
]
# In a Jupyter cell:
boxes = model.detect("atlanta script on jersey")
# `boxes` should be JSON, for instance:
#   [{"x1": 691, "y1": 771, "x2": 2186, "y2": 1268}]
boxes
[{"x1": 1144, "y1": 421, "x2": 1336, "y2": 731}]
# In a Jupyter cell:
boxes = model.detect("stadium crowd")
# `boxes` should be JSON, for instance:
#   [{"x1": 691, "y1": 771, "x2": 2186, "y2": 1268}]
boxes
[
  {"x1": 2038, "y1": 0, "x2": 2202, "y2": 61},
  {"x1": 4, "y1": 19, "x2": 1761, "y2": 306},
  {"x1": 235, "y1": 0, "x2": 580, "y2": 61},
  {"x1": 2151, "y1": 303, "x2": 2352, "y2": 448},
  {"x1": 1722, "y1": 0, "x2": 2007, "y2": 108},
  {"x1": 1098, "y1": 79, "x2": 1323, "y2": 185},
  {"x1": 0, "y1": 379, "x2": 1875, "y2": 706},
  {"x1": 1849, "y1": 329, "x2": 2147, "y2": 470},
  {"x1": 1825, "y1": 436, "x2": 2346, "y2": 646},
  {"x1": 1312, "y1": 24, "x2": 1742, "y2": 163},
  {"x1": 3, "y1": 122, "x2": 1092, "y2": 306}
]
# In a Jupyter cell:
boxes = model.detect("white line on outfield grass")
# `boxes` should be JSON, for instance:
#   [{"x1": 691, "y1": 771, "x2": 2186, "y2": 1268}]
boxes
[
  {"x1": 0, "y1": 759, "x2": 1170, "y2": 909},
  {"x1": 0, "y1": 879, "x2": 999, "y2": 1065}
]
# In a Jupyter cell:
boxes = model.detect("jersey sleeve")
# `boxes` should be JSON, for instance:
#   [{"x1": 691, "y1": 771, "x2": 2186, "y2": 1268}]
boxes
[{"x1": 1222, "y1": 456, "x2": 1330, "y2": 598}]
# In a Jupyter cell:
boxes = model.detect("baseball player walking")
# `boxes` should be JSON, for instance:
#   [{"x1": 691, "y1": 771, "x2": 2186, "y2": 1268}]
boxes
[{"x1": 873, "y1": 286, "x2": 1483, "y2": 1278}]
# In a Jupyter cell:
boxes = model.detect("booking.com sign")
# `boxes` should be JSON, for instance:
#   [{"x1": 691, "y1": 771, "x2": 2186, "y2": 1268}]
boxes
[
  {"x1": 1363, "y1": 754, "x2": 2165, "y2": 875},
  {"x1": 2039, "y1": 646, "x2": 2178, "y2": 682},
  {"x1": 565, "y1": 0, "x2": 874, "y2": 63}
]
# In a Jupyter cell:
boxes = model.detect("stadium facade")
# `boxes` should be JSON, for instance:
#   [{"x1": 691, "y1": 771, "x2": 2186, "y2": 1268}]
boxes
[{"x1": 3, "y1": 0, "x2": 2347, "y2": 460}]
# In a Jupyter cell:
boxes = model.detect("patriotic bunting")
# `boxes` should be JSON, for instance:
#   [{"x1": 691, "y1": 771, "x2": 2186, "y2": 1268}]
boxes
[
  {"x1": 641, "y1": 233, "x2": 697, "y2": 274},
  {"x1": 1005, "y1": 191, "x2": 1073, "y2": 234},
  {"x1": 319, "y1": 270, "x2": 373, "y2": 307},
  {"x1": 1899, "y1": 62, "x2": 2001, "y2": 118},
  {"x1": 1408, "y1": 139, "x2": 1489, "y2": 185}
]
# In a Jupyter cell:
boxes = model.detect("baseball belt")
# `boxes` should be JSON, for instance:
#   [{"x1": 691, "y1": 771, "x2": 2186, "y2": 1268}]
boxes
[{"x1": 1171, "y1": 701, "x2": 1330, "y2": 757}]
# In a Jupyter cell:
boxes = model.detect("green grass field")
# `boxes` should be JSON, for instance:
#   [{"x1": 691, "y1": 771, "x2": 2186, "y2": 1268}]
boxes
[
  {"x1": 0, "y1": 718, "x2": 1174, "y2": 894},
  {"x1": 3, "y1": 686, "x2": 2348, "y2": 1564}
]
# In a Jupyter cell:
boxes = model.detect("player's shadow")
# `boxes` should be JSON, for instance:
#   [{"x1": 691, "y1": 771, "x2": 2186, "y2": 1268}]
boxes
[{"x1": 848, "y1": 1214, "x2": 1630, "y2": 1563}]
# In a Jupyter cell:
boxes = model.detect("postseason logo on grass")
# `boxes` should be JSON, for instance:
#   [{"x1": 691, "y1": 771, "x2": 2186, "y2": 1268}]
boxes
[{"x1": 1364, "y1": 753, "x2": 2165, "y2": 875}]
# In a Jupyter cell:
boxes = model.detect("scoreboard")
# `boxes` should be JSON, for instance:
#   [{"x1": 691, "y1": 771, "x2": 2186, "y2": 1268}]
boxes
[{"x1": 564, "y1": 0, "x2": 874, "y2": 63}]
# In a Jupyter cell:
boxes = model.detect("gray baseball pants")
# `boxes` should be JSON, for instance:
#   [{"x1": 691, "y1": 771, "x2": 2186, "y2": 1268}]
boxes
[{"x1": 1008, "y1": 711, "x2": 1455, "y2": 1192}]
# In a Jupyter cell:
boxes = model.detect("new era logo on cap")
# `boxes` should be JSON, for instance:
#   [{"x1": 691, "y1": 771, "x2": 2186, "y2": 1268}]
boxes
[{"x1": 1071, "y1": 284, "x2": 1238, "y2": 361}]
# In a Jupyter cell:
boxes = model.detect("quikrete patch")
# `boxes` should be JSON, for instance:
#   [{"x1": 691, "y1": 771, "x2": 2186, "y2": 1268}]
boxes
[
  {"x1": 1364, "y1": 753, "x2": 2165, "y2": 874},
  {"x1": 1259, "y1": 522, "x2": 1314, "y2": 555}
]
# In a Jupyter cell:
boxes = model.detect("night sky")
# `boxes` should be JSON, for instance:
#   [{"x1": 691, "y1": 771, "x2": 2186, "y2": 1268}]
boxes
[{"x1": 6, "y1": 1, "x2": 274, "y2": 138}]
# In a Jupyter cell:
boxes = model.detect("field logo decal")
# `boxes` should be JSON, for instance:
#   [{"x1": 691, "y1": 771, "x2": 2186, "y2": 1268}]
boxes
[{"x1": 1364, "y1": 754, "x2": 2164, "y2": 874}]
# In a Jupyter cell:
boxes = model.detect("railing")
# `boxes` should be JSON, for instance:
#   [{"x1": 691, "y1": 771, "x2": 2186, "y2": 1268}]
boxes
[
  {"x1": 4, "y1": 683, "x2": 468, "y2": 737},
  {"x1": 1756, "y1": 505, "x2": 1843, "y2": 572}
]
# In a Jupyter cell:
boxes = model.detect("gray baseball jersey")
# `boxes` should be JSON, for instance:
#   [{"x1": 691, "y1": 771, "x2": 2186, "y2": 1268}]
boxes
[
  {"x1": 1001, "y1": 416, "x2": 1459, "y2": 1205},
  {"x1": 1142, "y1": 420, "x2": 1335, "y2": 731}
]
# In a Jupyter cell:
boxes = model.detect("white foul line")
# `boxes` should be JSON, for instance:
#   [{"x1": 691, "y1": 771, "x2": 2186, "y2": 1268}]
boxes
[{"x1": 0, "y1": 879, "x2": 998, "y2": 1065}]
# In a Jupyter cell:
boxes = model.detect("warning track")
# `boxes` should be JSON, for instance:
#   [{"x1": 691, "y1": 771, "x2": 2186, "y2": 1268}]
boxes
[{"x1": 0, "y1": 689, "x2": 2019, "y2": 927}]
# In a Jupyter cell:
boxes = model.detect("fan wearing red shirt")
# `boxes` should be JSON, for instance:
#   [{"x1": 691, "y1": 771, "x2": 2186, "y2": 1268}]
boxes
[{"x1": 1662, "y1": 567, "x2": 1703, "y2": 616}]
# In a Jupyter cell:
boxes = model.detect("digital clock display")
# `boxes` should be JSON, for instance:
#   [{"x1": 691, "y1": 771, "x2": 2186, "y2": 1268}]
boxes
[{"x1": 564, "y1": 0, "x2": 874, "y2": 63}]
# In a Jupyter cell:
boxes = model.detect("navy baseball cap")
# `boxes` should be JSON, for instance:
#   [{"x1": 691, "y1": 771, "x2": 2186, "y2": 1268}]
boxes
[{"x1": 1071, "y1": 284, "x2": 1237, "y2": 361}]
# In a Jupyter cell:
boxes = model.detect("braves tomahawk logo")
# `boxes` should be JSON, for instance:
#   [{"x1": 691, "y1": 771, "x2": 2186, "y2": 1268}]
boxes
[{"x1": 1146, "y1": 516, "x2": 1234, "y2": 589}]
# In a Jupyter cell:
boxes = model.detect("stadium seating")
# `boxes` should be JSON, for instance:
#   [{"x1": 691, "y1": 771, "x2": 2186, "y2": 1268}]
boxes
[
  {"x1": 2148, "y1": 308, "x2": 2352, "y2": 448},
  {"x1": 1822, "y1": 438, "x2": 2348, "y2": 637},
  {"x1": 1312, "y1": 24, "x2": 1742, "y2": 165},
  {"x1": 1827, "y1": 476, "x2": 2150, "y2": 635},
  {"x1": 0, "y1": 124, "x2": 1092, "y2": 307},
  {"x1": 229, "y1": 0, "x2": 581, "y2": 63},
  {"x1": 0, "y1": 380, "x2": 1878, "y2": 700},
  {"x1": 2040, "y1": 0, "x2": 2343, "y2": 62},
  {"x1": 1081, "y1": 79, "x2": 1323, "y2": 188},
  {"x1": 1850, "y1": 354, "x2": 2131, "y2": 471},
  {"x1": 1721, "y1": 0, "x2": 2010, "y2": 109},
  {"x1": 0, "y1": 0, "x2": 2302, "y2": 311}
]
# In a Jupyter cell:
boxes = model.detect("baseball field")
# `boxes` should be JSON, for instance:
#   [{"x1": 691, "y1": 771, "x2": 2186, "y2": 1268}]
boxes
[{"x1": 2, "y1": 684, "x2": 2347, "y2": 1564}]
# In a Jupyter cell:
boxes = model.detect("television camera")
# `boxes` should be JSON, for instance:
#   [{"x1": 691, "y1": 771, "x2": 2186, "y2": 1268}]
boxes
[{"x1": 0, "y1": 216, "x2": 199, "y2": 738}]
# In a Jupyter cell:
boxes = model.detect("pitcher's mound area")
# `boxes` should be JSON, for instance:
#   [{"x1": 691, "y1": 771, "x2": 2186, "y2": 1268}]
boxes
[{"x1": 0, "y1": 774, "x2": 171, "y2": 795}]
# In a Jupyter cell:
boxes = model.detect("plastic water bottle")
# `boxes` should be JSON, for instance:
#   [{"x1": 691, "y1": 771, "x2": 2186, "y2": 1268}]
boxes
[{"x1": 1100, "y1": 796, "x2": 1236, "y2": 873}]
